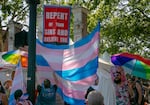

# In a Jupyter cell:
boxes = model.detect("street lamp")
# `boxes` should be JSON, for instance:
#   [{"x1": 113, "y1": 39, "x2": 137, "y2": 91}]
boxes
[{"x1": 26, "y1": 0, "x2": 40, "y2": 104}]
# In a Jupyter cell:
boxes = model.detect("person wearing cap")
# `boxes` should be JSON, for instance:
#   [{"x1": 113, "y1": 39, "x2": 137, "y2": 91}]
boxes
[{"x1": 14, "y1": 89, "x2": 32, "y2": 105}]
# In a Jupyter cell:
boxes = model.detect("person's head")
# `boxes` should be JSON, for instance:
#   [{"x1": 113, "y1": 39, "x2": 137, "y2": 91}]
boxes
[
  {"x1": 127, "y1": 78, "x2": 134, "y2": 86},
  {"x1": 86, "y1": 91, "x2": 104, "y2": 105},
  {"x1": 131, "y1": 76, "x2": 138, "y2": 82},
  {"x1": 44, "y1": 79, "x2": 51, "y2": 88},
  {"x1": 85, "y1": 87, "x2": 95, "y2": 99},
  {"x1": 14, "y1": 89, "x2": 23, "y2": 100},
  {"x1": 111, "y1": 65, "x2": 126, "y2": 84},
  {"x1": 3, "y1": 80, "x2": 12, "y2": 89},
  {"x1": 130, "y1": 76, "x2": 137, "y2": 86},
  {"x1": 4, "y1": 82, "x2": 9, "y2": 89}
]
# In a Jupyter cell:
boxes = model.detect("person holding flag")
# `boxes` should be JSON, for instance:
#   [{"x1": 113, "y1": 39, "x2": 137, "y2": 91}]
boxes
[
  {"x1": 13, "y1": 89, "x2": 32, "y2": 105},
  {"x1": 8, "y1": 61, "x2": 31, "y2": 105},
  {"x1": 36, "y1": 72, "x2": 58, "y2": 105}
]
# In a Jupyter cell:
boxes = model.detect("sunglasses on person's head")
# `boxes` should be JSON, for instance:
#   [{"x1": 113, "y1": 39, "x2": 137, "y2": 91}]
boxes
[{"x1": 113, "y1": 71, "x2": 121, "y2": 77}]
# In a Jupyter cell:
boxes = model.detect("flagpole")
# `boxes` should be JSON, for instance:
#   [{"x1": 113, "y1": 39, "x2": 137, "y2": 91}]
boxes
[{"x1": 26, "y1": 0, "x2": 39, "y2": 104}]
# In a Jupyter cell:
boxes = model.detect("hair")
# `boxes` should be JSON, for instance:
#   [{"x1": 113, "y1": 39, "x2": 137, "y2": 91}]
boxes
[
  {"x1": 85, "y1": 87, "x2": 95, "y2": 99},
  {"x1": 44, "y1": 79, "x2": 51, "y2": 88},
  {"x1": 87, "y1": 91, "x2": 104, "y2": 105},
  {"x1": 131, "y1": 76, "x2": 136, "y2": 81},
  {"x1": 110, "y1": 65, "x2": 127, "y2": 83},
  {"x1": 14, "y1": 89, "x2": 23, "y2": 100}
]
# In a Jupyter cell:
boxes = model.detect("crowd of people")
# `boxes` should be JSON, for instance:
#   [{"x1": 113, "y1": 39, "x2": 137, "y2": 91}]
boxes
[
  {"x1": 0, "y1": 65, "x2": 150, "y2": 105},
  {"x1": 84, "y1": 65, "x2": 150, "y2": 105},
  {"x1": 127, "y1": 75, "x2": 150, "y2": 105}
]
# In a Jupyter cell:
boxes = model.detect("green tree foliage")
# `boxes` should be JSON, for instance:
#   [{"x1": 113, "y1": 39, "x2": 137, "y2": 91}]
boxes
[
  {"x1": 0, "y1": 0, "x2": 28, "y2": 25},
  {"x1": 0, "y1": 0, "x2": 29, "y2": 42},
  {"x1": 0, "y1": 0, "x2": 149, "y2": 58},
  {"x1": 101, "y1": 0, "x2": 150, "y2": 58},
  {"x1": 84, "y1": 0, "x2": 150, "y2": 58}
]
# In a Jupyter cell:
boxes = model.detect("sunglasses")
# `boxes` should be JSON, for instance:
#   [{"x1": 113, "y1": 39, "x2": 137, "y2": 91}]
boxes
[{"x1": 113, "y1": 71, "x2": 121, "y2": 77}]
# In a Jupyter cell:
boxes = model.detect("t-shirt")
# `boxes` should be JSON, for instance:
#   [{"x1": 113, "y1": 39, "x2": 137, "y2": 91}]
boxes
[{"x1": 37, "y1": 85, "x2": 57, "y2": 105}]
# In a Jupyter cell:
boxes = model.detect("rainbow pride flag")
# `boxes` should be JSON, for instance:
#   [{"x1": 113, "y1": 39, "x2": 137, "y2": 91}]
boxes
[
  {"x1": 111, "y1": 52, "x2": 150, "y2": 80},
  {"x1": 2, "y1": 50, "x2": 28, "y2": 67},
  {"x1": 2, "y1": 50, "x2": 21, "y2": 65}
]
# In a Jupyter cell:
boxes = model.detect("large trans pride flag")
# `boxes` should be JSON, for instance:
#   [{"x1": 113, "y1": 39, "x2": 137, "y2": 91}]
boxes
[{"x1": 36, "y1": 22, "x2": 100, "y2": 105}]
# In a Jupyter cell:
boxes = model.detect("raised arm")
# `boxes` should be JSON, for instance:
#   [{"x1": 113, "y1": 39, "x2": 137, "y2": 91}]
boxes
[
  {"x1": 52, "y1": 71, "x2": 59, "y2": 85},
  {"x1": 2, "y1": 94, "x2": 8, "y2": 105},
  {"x1": 136, "y1": 82, "x2": 143, "y2": 105}
]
